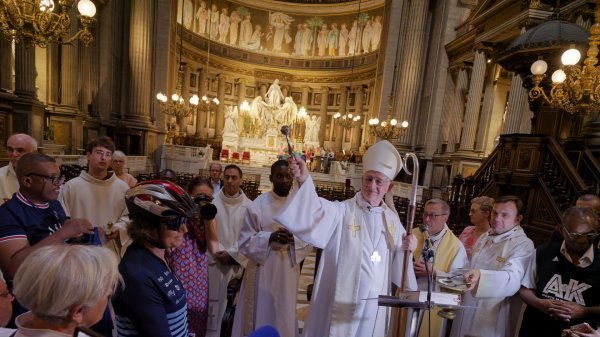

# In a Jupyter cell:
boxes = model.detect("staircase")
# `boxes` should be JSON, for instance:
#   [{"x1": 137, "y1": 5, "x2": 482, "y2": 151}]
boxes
[{"x1": 448, "y1": 134, "x2": 600, "y2": 245}]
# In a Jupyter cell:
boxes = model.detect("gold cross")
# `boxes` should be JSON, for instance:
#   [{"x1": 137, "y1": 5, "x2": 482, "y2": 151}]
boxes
[{"x1": 348, "y1": 224, "x2": 361, "y2": 238}]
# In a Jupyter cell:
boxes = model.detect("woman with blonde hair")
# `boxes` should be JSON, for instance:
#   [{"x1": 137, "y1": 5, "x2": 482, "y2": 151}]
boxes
[
  {"x1": 458, "y1": 196, "x2": 495, "y2": 257},
  {"x1": 11, "y1": 244, "x2": 120, "y2": 336},
  {"x1": 111, "y1": 150, "x2": 137, "y2": 188}
]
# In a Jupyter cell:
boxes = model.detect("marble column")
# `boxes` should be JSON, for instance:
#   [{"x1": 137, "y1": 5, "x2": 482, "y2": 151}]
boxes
[
  {"x1": 237, "y1": 78, "x2": 247, "y2": 133},
  {"x1": 179, "y1": 65, "x2": 191, "y2": 132},
  {"x1": 394, "y1": 0, "x2": 429, "y2": 146},
  {"x1": 352, "y1": 85, "x2": 364, "y2": 151},
  {"x1": 0, "y1": 39, "x2": 13, "y2": 92},
  {"x1": 260, "y1": 83, "x2": 268, "y2": 98},
  {"x1": 334, "y1": 86, "x2": 347, "y2": 151},
  {"x1": 301, "y1": 86, "x2": 310, "y2": 108},
  {"x1": 319, "y1": 86, "x2": 329, "y2": 145},
  {"x1": 58, "y1": 5, "x2": 79, "y2": 111},
  {"x1": 127, "y1": 0, "x2": 154, "y2": 124},
  {"x1": 196, "y1": 68, "x2": 208, "y2": 137},
  {"x1": 475, "y1": 65, "x2": 497, "y2": 152},
  {"x1": 237, "y1": 78, "x2": 247, "y2": 106},
  {"x1": 79, "y1": 29, "x2": 99, "y2": 116},
  {"x1": 449, "y1": 67, "x2": 469, "y2": 153},
  {"x1": 459, "y1": 49, "x2": 487, "y2": 151},
  {"x1": 14, "y1": 43, "x2": 43, "y2": 138},
  {"x1": 60, "y1": 41, "x2": 78, "y2": 108},
  {"x1": 502, "y1": 73, "x2": 527, "y2": 134},
  {"x1": 14, "y1": 44, "x2": 37, "y2": 98},
  {"x1": 519, "y1": 99, "x2": 533, "y2": 134},
  {"x1": 216, "y1": 74, "x2": 226, "y2": 138}
]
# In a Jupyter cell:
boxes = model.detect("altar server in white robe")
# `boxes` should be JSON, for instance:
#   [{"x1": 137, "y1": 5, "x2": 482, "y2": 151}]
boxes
[
  {"x1": 450, "y1": 195, "x2": 535, "y2": 337},
  {"x1": 232, "y1": 160, "x2": 312, "y2": 337},
  {"x1": 207, "y1": 165, "x2": 253, "y2": 337},
  {"x1": 275, "y1": 140, "x2": 418, "y2": 337}
]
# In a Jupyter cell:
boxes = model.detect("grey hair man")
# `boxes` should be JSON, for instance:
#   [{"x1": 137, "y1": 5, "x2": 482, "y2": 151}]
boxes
[{"x1": 0, "y1": 134, "x2": 37, "y2": 203}]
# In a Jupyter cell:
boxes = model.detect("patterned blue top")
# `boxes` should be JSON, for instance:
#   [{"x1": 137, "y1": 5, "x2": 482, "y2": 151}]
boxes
[{"x1": 113, "y1": 242, "x2": 189, "y2": 337}]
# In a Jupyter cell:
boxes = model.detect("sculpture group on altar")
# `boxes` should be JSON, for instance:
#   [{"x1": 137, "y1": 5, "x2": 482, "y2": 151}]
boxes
[{"x1": 246, "y1": 79, "x2": 299, "y2": 135}]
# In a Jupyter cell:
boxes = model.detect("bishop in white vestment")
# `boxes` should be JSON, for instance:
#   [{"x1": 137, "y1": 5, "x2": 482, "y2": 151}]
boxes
[
  {"x1": 232, "y1": 160, "x2": 312, "y2": 337},
  {"x1": 275, "y1": 141, "x2": 418, "y2": 337},
  {"x1": 207, "y1": 167, "x2": 253, "y2": 337}
]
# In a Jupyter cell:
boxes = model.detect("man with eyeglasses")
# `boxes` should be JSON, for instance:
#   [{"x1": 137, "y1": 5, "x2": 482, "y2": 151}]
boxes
[
  {"x1": 0, "y1": 153, "x2": 95, "y2": 328},
  {"x1": 519, "y1": 206, "x2": 600, "y2": 337},
  {"x1": 0, "y1": 134, "x2": 37, "y2": 204},
  {"x1": 58, "y1": 136, "x2": 131, "y2": 257},
  {"x1": 274, "y1": 140, "x2": 417, "y2": 337},
  {"x1": 450, "y1": 195, "x2": 534, "y2": 337},
  {"x1": 411, "y1": 199, "x2": 468, "y2": 337}
]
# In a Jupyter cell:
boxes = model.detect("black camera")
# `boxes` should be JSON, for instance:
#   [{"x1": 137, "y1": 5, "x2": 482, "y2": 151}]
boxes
[{"x1": 194, "y1": 194, "x2": 217, "y2": 220}]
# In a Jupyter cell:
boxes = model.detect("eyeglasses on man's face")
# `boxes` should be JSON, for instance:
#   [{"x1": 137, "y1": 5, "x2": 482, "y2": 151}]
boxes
[
  {"x1": 93, "y1": 150, "x2": 112, "y2": 158},
  {"x1": 561, "y1": 226, "x2": 599, "y2": 241},
  {"x1": 423, "y1": 213, "x2": 448, "y2": 219},
  {"x1": 27, "y1": 173, "x2": 65, "y2": 185},
  {"x1": 362, "y1": 175, "x2": 390, "y2": 187}
]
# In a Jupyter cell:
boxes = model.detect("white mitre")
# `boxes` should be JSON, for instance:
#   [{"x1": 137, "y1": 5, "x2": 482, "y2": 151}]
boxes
[{"x1": 362, "y1": 140, "x2": 403, "y2": 180}]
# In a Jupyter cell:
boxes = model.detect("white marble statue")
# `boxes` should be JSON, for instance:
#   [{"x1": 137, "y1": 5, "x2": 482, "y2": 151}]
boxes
[
  {"x1": 224, "y1": 105, "x2": 239, "y2": 134},
  {"x1": 304, "y1": 115, "x2": 321, "y2": 143},
  {"x1": 249, "y1": 79, "x2": 299, "y2": 132},
  {"x1": 266, "y1": 79, "x2": 284, "y2": 107}
]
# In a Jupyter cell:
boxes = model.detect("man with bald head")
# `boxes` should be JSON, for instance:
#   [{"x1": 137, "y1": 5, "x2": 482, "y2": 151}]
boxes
[{"x1": 0, "y1": 134, "x2": 37, "y2": 203}]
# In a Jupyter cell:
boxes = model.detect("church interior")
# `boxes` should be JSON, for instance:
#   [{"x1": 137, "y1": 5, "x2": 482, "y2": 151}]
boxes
[{"x1": 0, "y1": 0, "x2": 598, "y2": 242}]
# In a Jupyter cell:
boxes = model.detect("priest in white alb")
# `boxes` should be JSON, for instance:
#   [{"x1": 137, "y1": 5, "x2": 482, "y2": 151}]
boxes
[
  {"x1": 450, "y1": 195, "x2": 535, "y2": 337},
  {"x1": 232, "y1": 160, "x2": 312, "y2": 337},
  {"x1": 207, "y1": 165, "x2": 253, "y2": 337},
  {"x1": 274, "y1": 140, "x2": 418, "y2": 337}
]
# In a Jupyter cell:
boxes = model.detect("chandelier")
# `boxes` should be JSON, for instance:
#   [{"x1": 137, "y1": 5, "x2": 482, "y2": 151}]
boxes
[
  {"x1": 333, "y1": 112, "x2": 361, "y2": 129},
  {"x1": 528, "y1": 0, "x2": 600, "y2": 115},
  {"x1": 198, "y1": 94, "x2": 220, "y2": 113},
  {"x1": 156, "y1": 92, "x2": 200, "y2": 119},
  {"x1": 368, "y1": 117, "x2": 409, "y2": 140},
  {"x1": 0, "y1": 0, "x2": 97, "y2": 47}
]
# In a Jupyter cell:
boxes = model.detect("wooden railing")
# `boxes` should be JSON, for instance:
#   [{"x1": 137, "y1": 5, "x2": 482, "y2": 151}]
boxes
[{"x1": 448, "y1": 134, "x2": 598, "y2": 245}]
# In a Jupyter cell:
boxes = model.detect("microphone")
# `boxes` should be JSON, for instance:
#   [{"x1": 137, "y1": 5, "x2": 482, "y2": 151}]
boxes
[
  {"x1": 280, "y1": 125, "x2": 296, "y2": 160},
  {"x1": 419, "y1": 223, "x2": 434, "y2": 262}
]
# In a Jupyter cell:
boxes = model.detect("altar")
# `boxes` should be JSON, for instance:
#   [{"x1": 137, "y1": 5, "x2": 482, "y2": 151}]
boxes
[{"x1": 220, "y1": 79, "x2": 322, "y2": 164}]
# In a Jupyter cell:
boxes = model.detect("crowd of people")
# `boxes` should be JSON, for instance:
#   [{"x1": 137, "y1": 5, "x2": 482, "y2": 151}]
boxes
[{"x1": 0, "y1": 133, "x2": 598, "y2": 337}]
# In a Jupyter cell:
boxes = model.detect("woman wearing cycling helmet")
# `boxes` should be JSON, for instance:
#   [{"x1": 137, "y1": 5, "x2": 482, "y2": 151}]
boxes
[{"x1": 112, "y1": 180, "x2": 196, "y2": 337}]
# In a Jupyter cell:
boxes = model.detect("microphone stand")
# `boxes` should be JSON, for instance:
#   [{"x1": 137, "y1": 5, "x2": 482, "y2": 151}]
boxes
[{"x1": 422, "y1": 233, "x2": 435, "y2": 310}]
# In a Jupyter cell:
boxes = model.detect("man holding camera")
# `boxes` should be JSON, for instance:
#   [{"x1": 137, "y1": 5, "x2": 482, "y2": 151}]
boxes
[{"x1": 207, "y1": 164, "x2": 252, "y2": 337}]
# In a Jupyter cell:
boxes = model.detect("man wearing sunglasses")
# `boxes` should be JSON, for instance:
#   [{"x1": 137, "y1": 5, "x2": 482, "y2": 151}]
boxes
[
  {"x1": 519, "y1": 206, "x2": 600, "y2": 337},
  {"x1": 0, "y1": 133, "x2": 37, "y2": 204},
  {"x1": 58, "y1": 136, "x2": 130, "y2": 257}
]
